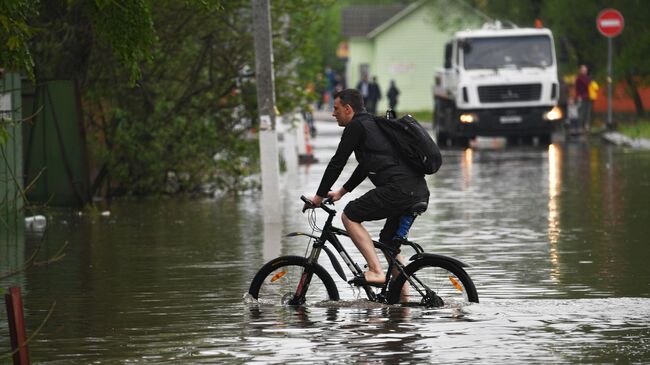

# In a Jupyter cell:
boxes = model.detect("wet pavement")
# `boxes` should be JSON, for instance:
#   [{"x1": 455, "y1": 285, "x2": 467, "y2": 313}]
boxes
[{"x1": 2, "y1": 114, "x2": 650, "y2": 363}]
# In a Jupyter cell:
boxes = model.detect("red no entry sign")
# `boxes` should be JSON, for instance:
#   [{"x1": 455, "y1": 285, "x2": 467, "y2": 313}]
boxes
[{"x1": 597, "y1": 9, "x2": 624, "y2": 37}]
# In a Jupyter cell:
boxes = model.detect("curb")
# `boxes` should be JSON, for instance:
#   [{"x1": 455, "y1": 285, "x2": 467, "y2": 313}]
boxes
[{"x1": 601, "y1": 131, "x2": 650, "y2": 150}]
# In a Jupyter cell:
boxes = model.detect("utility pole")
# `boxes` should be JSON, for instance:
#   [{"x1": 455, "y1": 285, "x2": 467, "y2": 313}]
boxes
[{"x1": 251, "y1": 0, "x2": 281, "y2": 224}]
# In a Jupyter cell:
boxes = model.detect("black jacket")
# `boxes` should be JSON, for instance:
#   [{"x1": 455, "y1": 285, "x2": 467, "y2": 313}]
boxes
[{"x1": 316, "y1": 112, "x2": 419, "y2": 197}]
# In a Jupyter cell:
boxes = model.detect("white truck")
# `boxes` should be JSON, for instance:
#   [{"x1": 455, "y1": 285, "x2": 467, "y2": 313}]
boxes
[{"x1": 433, "y1": 23, "x2": 563, "y2": 146}]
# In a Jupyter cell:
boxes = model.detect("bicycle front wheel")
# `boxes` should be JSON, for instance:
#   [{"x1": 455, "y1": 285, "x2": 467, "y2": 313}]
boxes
[
  {"x1": 248, "y1": 255, "x2": 339, "y2": 305},
  {"x1": 387, "y1": 257, "x2": 479, "y2": 307}
]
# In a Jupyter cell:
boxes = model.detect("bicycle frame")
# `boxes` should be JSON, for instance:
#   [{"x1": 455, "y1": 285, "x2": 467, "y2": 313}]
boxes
[{"x1": 288, "y1": 197, "x2": 455, "y2": 305}]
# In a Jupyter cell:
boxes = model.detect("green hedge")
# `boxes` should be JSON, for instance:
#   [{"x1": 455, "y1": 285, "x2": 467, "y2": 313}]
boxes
[{"x1": 618, "y1": 119, "x2": 650, "y2": 139}]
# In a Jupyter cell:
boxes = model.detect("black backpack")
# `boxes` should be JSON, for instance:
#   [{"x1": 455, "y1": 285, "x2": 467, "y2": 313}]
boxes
[{"x1": 373, "y1": 112, "x2": 442, "y2": 175}]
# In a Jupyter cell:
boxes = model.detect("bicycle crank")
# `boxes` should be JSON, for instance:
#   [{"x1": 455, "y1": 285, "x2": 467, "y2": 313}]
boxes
[{"x1": 421, "y1": 291, "x2": 445, "y2": 308}]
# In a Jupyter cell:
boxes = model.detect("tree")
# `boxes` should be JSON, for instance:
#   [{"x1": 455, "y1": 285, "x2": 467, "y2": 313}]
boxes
[
  {"x1": 0, "y1": 0, "x2": 38, "y2": 79},
  {"x1": 2, "y1": 0, "x2": 336, "y2": 194},
  {"x1": 0, "y1": 0, "x2": 157, "y2": 146},
  {"x1": 82, "y1": 0, "x2": 335, "y2": 195},
  {"x1": 543, "y1": 0, "x2": 650, "y2": 116}
]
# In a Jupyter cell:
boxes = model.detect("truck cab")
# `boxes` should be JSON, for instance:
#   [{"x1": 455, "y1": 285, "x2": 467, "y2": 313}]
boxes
[{"x1": 434, "y1": 24, "x2": 562, "y2": 146}]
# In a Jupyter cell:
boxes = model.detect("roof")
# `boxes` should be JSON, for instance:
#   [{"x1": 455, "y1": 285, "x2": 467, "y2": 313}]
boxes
[
  {"x1": 341, "y1": 4, "x2": 409, "y2": 37},
  {"x1": 454, "y1": 27, "x2": 554, "y2": 39}
]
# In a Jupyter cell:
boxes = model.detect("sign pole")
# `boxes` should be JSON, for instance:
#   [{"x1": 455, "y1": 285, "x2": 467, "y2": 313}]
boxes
[
  {"x1": 607, "y1": 37, "x2": 613, "y2": 130},
  {"x1": 596, "y1": 8, "x2": 624, "y2": 130}
]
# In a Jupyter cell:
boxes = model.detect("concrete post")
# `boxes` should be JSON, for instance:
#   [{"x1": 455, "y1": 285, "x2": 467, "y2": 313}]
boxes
[{"x1": 251, "y1": 0, "x2": 281, "y2": 223}]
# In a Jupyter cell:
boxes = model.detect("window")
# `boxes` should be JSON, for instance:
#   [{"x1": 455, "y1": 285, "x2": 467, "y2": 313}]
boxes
[{"x1": 463, "y1": 35, "x2": 553, "y2": 70}]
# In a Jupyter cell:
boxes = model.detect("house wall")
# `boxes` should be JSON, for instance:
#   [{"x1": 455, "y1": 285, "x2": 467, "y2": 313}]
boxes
[
  {"x1": 346, "y1": 38, "x2": 375, "y2": 89},
  {"x1": 346, "y1": 0, "x2": 481, "y2": 116}
]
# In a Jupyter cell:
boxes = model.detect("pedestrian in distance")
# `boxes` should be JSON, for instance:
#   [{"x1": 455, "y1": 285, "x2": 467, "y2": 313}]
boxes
[
  {"x1": 367, "y1": 76, "x2": 381, "y2": 115},
  {"x1": 325, "y1": 65, "x2": 337, "y2": 111},
  {"x1": 356, "y1": 74, "x2": 371, "y2": 109},
  {"x1": 305, "y1": 89, "x2": 430, "y2": 286},
  {"x1": 387, "y1": 80, "x2": 400, "y2": 115},
  {"x1": 566, "y1": 96, "x2": 580, "y2": 134},
  {"x1": 575, "y1": 64, "x2": 593, "y2": 132}
]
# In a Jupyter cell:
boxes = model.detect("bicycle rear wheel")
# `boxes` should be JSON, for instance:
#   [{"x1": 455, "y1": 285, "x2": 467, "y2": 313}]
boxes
[
  {"x1": 248, "y1": 255, "x2": 339, "y2": 305},
  {"x1": 387, "y1": 257, "x2": 478, "y2": 307}
]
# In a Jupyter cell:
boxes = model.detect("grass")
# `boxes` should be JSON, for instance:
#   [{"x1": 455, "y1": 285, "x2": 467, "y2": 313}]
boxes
[
  {"x1": 400, "y1": 110, "x2": 433, "y2": 123},
  {"x1": 617, "y1": 119, "x2": 650, "y2": 139}
]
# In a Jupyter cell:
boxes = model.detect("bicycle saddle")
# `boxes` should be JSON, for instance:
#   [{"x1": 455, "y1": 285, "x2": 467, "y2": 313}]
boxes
[{"x1": 408, "y1": 202, "x2": 428, "y2": 216}]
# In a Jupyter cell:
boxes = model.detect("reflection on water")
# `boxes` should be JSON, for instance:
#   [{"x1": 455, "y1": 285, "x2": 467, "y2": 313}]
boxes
[
  {"x1": 263, "y1": 221, "x2": 282, "y2": 261},
  {"x1": 461, "y1": 147, "x2": 473, "y2": 188},
  {"x1": 242, "y1": 298, "x2": 649, "y2": 364},
  {"x1": 548, "y1": 144, "x2": 561, "y2": 282},
  {"x1": 2, "y1": 128, "x2": 650, "y2": 363}
]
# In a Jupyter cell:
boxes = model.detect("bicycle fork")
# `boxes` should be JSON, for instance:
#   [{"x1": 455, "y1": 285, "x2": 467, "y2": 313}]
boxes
[{"x1": 288, "y1": 244, "x2": 323, "y2": 305}]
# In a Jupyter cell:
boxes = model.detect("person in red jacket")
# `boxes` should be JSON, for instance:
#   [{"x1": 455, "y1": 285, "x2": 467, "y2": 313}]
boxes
[{"x1": 575, "y1": 65, "x2": 592, "y2": 131}]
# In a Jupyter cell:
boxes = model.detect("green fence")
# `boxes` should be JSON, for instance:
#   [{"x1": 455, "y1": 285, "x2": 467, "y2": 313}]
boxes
[
  {"x1": 22, "y1": 80, "x2": 90, "y2": 206},
  {"x1": 1, "y1": 72, "x2": 24, "y2": 248}
]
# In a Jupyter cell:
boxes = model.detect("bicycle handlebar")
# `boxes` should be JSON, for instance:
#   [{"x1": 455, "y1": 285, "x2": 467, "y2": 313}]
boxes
[{"x1": 300, "y1": 195, "x2": 335, "y2": 215}]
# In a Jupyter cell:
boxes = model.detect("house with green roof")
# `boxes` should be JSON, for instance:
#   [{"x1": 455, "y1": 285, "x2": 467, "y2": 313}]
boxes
[{"x1": 341, "y1": 0, "x2": 483, "y2": 115}]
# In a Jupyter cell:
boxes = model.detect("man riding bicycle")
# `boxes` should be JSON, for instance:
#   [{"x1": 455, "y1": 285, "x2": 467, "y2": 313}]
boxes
[{"x1": 305, "y1": 88, "x2": 430, "y2": 286}]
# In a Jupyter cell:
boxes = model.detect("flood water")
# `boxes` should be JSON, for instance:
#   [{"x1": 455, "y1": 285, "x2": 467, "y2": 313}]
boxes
[{"x1": 2, "y1": 119, "x2": 650, "y2": 363}]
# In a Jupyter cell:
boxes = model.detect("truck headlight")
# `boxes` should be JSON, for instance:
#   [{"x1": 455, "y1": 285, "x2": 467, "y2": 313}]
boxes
[
  {"x1": 544, "y1": 106, "x2": 563, "y2": 121},
  {"x1": 459, "y1": 113, "x2": 478, "y2": 123}
]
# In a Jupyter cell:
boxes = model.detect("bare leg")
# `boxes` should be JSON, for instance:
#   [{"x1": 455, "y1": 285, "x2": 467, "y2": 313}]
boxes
[
  {"x1": 396, "y1": 254, "x2": 409, "y2": 301},
  {"x1": 342, "y1": 213, "x2": 385, "y2": 283},
  {"x1": 383, "y1": 252, "x2": 409, "y2": 302}
]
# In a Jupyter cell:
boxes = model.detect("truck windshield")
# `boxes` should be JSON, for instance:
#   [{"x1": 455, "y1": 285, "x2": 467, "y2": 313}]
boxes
[{"x1": 463, "y1": 35, "x2": 553, "y2": 70}]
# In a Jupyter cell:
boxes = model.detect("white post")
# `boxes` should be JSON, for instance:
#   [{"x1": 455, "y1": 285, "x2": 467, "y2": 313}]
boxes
[
  {"x1": 252, "y1": 0, "x2": 281, "y2": 223},
  {"x1": 282, "y1": 114, "x2": 299, "y2": 183}
]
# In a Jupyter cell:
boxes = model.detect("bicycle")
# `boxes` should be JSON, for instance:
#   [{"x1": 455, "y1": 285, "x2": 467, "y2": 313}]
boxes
[{"x1": 248, "y1": 196, "x2": 479, "y2": 307}]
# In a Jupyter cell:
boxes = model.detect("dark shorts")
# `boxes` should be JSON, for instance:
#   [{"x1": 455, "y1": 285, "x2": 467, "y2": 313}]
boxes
[{"x1": 343, "y1": 179, "x2": 429, "y2": 243}]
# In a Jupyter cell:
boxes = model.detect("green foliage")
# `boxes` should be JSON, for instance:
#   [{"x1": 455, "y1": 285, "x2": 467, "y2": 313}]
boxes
[
  {"x1": 81, "y1": 0, "x2": 331, "y2": 195},
  {"x1": 0, "y1": 0, "x2": 157, "y2": 83},
  {"x1": 271, "y1": 0, "x2": 337, "y2": 114},
  {"x1": 618, "y1": 119, "x2": 650, "y2": 139},
  {"x1": 0, "y1": 0, "x2": 38, "y2": 79},
  {"x1": 4, "y1": 0, "x2": 340, "y2": 195},
  {"x1": 82, "y1": 0, "x2": 256, "y2": 195},
  {"x1": 90, "y1": 0, "x2": 157, "y2": 82},
  {"x1": 0, "y1": 122, "x2": 9, "y2": 145}
]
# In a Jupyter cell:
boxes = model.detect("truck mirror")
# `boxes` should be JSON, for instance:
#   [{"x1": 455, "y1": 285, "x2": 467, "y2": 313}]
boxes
[
  {"x1": 558, "y1": 37, "x2": 569, "y2": 63},
  {"x1": 460, "y1": 39, "x2": 471, "y2": 54},
  {"x1": 444, "y1": 42, "x2": 452, "y2": 69}
]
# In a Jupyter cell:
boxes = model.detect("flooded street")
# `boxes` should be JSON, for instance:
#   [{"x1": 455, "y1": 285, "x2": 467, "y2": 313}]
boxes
[{"x1": 3, "y1": 118, "x2": 650, "y2": 363}]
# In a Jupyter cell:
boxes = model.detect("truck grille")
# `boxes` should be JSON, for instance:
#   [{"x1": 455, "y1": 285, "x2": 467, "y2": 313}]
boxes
[{"x1": 478, "y1": 84, "x2": 542, "y2": 103}]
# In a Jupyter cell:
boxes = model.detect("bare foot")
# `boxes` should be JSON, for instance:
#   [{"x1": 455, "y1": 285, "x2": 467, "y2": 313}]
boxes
[
  {"x1": 400, "y1": 283, "x2": 410, "y2": 303},
  {"x1": 364, "y1": 271, "x2": 385, "y2": 285}
]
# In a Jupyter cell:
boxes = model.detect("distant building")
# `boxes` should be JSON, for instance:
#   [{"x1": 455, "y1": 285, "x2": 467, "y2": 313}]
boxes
[{"x1": 341, "y1": 0, "x2": 482, "y2": 113}]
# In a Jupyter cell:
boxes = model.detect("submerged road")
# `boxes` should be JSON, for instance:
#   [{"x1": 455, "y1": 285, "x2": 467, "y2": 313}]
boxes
[{"x1": 3, "y1": 111, "x2": 650, "y2": 363}]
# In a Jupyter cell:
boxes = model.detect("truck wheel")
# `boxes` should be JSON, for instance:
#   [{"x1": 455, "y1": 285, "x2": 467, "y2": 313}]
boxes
[
  {"x1": 507, "y1": 136, "x2": 519, "y2": 146},
  {"x1": 435, "y1": 125, "x2": 448, "y2": 146},
  {"x1": 434, "y1": 98, "x2": 448, "y2": 146},
  {"x1": 452, "y1": 136, "x2": 469, "y2": 148},
  {"x1": 443, "y1": 102, "x2": 459, "y2": 147},
  {"x1": 538, "y1": 134, "x2": 551, "y2": 146}
]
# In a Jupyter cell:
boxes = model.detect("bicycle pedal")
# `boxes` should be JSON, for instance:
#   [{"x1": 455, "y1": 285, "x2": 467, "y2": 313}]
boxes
[{"x1": 348, "y1": 276, "x2": 384, "y2": 288}]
